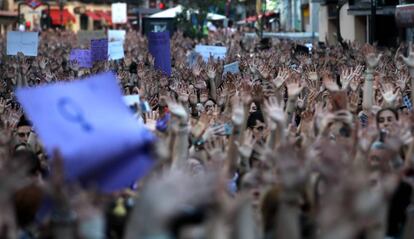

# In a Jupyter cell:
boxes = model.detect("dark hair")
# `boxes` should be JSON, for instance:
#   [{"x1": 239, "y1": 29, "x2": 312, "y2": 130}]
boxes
[
  {"x1": 17, "y1": 115, "x2": 32, "y2": 128},
  {"x1": 376, "y1": 108, "x2": 399, "y2": 126}
]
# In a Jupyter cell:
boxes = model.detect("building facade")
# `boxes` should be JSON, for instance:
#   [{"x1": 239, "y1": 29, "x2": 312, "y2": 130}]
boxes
[
  {"x1": 316, "y1": 0, "x2": 402, "y2": 46},
  {"x1": 2, "y1": 0, "x2": 175, "y2": 32}
]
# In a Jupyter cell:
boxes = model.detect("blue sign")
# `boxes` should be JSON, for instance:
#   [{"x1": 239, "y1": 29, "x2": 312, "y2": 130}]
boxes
[
  {"x1": 148, "y1": 31, "x2": 171, "y2": 76},
  {"x1": 16, "y1": 72, "x2": 155, "y2": 192}
]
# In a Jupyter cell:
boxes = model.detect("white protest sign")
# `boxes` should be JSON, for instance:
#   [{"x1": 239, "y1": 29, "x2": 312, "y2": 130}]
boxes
[
  {"x1": 123, "y1": 95, "x2": 140, "y2": 106},
  {"x1": 223, "y1": 61, "x2": 240, "y2": 76},
  {"x1": 108, "y1": 41, "x2": 124, "y2": 60},
  {"x1": 195, "y1": 45, "x2": 227, "y2": 62},
  {"x1": 108, "y1": 30, "x2": 126, "y2": 42},
  {"x1": 7, "y1": 31, "x2": 39, "y2": 56},
  {"x1": 112, "y1": 3, "x2": 127, "y2": 24}
]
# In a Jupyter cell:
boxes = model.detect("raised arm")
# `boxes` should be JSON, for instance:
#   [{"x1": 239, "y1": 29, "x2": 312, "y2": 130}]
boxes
[
  {"x1": 362, "y1": 53, "x2": 382, "y2": 111},
  {"x1": 400, "y1": 43, "x2": 414, "y2": 107}
]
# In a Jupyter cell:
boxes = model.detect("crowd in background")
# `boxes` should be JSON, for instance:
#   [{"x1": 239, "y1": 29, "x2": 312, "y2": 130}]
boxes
[{"x1": 0, "y1": 28, "x2": 414, "y2": 239}]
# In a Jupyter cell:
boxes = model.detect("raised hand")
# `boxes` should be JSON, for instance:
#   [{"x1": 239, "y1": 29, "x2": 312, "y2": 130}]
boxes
[
  {"x1": 272, "y1": 67, "x2": 289, "y2": 89},
  {"x1": 231, "y1": 97, "x2": 245, "y2": 126},
  {"x1": 349, "y1": 75, "x2": 361, "y2": 92},
  {"x1": 167, "y1": 97, "x2": 188, "y2": 123},
  {"x1": 323, "y1": 75, "x2": 340, "y2": 92},
  {"x1": 400, "y1": 42, "x2": 414, "y2": 68},
  {"x1": 340, "y1": 67, "x2": 355, "y2": 90},
  {"x1": 264, "y1": 97, "x2": 285, "y2": 124},
  {"x1": 189, "y1": 89, "x2": 198, "y2": 105},
  {"x1": 177, "y1": 85, "x2": 190, "y2": 103},
  {"x1": 257, "y1": 64, "x2": 272, "y2": 79},
  {"x1": 380, "y1": 83, "x2": 399, "y2": 106},
  {"x1": 207, "y1": 64, "x2": 217, "y2": 80},
  {"x1": 147, "y1": 54, "x2": 155, "y2": 67},
  {"x1": 366, "y1": 52, "x2": 383, "y2": 69},
  {"x1": 286, "y1": 73, "x2": 303, "y2": 98},
  {"x1": 348, "y1": 92, "x2": 360, "y2": 113},
  {"x1": 0, "y1": 98, "x2": 7, "y2": 114},
  {"x1": 204, "y1": 136, "x2": 226, "y2": 160},
  {"x1": 192, "y1": 63, "x2": 203, "y2": 77},
  {"x1": 249, "y1": 60, "x2": 258, "y2": 75},
  {"x1": 202, "y1": 124, "x2": 226, "y2": 141},
  {"x1": 236, "y1": 130, "x2": 256, "y2": 159},
  {"x1": 396, "y1": 71, "x2": 410, "y2": 92},
  {"x1": 304, "y1": 64, "x2": 318, "y2": 80},
  {"x1": 145, "y1": 111, "x2": 158, "y2": 131},
  {"x1": 200, "y1": 88, "x2": 209, "y2": 103}
]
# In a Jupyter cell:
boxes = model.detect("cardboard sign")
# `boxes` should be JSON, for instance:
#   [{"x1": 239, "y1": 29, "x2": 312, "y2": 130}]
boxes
[
  {"x1": 148, "y1": 31, "x2": 171, "y2": 76},
  {"x1": 187, "y1": 51, "x2": 200, "y2": 67},
  {"x1": 7, "y1": 31, "x2": 39, "y2": 56},
  {"x1": 108, "y1": 29, "x2": 126, "y2": 42},
  {"x1": 112, "y1": 3, "x2": 127, "y2": 24},
  {"x1": 123, "y1": 94, "x2": 140, "y2": 106},
  {"x1": 108, "y1": 41, "x2": 124, "y2": 60},
  {"x1": 16, "y1": 72, "x2": 155, "y2": 192},
  {"x1": 195, "y1": 45, "x2": 227, "y2": 62},
  {"x1": 91, "y1": 38, "x2": 108, "y2": 62},
  {"x1": 223, "y1": 61, "x2": 240, "y2": 76},
  {"x1": 69, "y1": 49, "x2": 92, "y2": 68}
]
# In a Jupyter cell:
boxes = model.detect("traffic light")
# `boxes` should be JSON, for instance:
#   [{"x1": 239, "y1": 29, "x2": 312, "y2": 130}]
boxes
[{"x1": 159, "y1": 2, "x2": 166, "y2": 9}]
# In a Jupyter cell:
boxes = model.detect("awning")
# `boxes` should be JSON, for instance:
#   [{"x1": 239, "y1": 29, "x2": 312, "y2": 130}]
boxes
[
  {"x1": 0, "y1": 10, "x2": 18, "y2": 18},
  {"x1": 242, "y1": 12, "x2": 277, "y2": 23},
  {"x1": 95, "y1": 10, "x2": 112, "y2": 25},
  {"x1": 47, "y1": 9, "x2": 76, "y2": 25},
  {"x1": 85, "y1": 10, "x2": 100, "y2": 21}
]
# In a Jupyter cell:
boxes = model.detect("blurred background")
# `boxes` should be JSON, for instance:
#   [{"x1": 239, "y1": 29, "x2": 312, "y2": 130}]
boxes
[{"x1": 0, "y1": 0, "x2": 412, "y2": 47}]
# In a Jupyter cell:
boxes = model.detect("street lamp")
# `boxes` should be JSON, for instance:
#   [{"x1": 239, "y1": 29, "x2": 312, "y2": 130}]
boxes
[
  {"x1": 59, "y1": 0, "x2": 66, "y2": 29},
  {"x1": 370, "y1": 0, "x2": 376, "y2": 44}
]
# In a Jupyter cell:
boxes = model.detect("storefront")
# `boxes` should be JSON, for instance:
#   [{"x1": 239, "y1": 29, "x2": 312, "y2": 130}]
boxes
[
  {"x1": 19, "y1": 1, "x2": 114, "y2": 32},
  {"x1": 0, "y1": 10, "x2": 17, "y2": 34},
  {"x1": 395, "y1": 4, "x2": 414, "y2": 42}
]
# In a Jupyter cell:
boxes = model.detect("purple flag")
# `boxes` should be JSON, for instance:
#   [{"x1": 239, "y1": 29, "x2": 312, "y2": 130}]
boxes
[
  {"x1": 148, "y1": 31, "x2": 171, "y2": 76},
  {"x1": 69, "y1": 49, "x2": 92, "y2": 68},
  {"x1": 91, "y1": 38, "x2": 108, "y2": 62},
  {"x1": 15, "y1": 72, "x2": 155, "y2": 192}
]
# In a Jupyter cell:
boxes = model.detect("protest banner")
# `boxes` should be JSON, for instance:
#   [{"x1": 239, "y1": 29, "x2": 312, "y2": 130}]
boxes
[
  {"x1": 187, "y1": 51, "x2": 199, "y2": 67},
  {"x1": 7, "y1": 31, "x2": 39, "y2": 56},
  {"x1": 108, "y1": 41, "x2": 124, "y2": 60},
  {"x1": 69, "y1": 49, "x2": 92, "y2": 68},
  {"x1": 195, "y1": 45, "x2": 227, "y2": 62},
  {"x1": 108, "y1": 29, "x2": 126, "y2": 42},
  {"x1": 77, "y1": 30, "x2": 106, "y2": 46},
  {"x1": 223, "y1": 61, "x2": 240, "y2": 76},
  {"x1": 148, "y1": 31, "x2": 171, "y2": 76},
  {"x1": 16, "y1": 72, "x2": 155, "y2": 192},
  {"x1": 91, "y1": 38, "x2": 109, "y2": 62},
  {"x1": 123, "y1": 95, "x2": 140, "y2": 107},
  {"x1": 112, "y1": 3, "x2": 127, "y2": 24}
]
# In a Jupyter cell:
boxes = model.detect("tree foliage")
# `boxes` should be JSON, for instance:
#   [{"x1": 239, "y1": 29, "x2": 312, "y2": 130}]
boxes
[{"x1": 175, "y1": 0, "x2": 225, "y2": 39}]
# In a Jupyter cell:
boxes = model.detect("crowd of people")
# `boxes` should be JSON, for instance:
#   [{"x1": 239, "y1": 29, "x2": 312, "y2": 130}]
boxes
[{"x1": 0, "y1": 27, "x2": 414, "y2": 239}]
